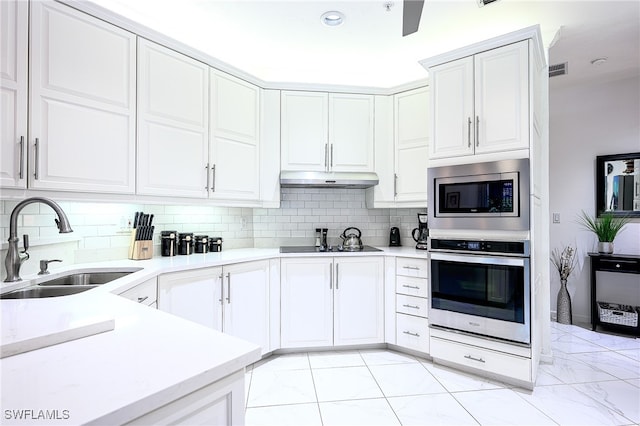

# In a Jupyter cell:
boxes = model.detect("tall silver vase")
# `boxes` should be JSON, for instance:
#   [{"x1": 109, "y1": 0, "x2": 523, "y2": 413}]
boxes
[{"x1": 557, "y1": 279, "x2": 572, "y2": 324}]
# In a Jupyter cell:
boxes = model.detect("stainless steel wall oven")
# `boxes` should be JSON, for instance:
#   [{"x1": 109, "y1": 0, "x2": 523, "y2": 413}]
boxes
[{"x1": 429, "y1": 238, "x2": 531, "y2": 345}]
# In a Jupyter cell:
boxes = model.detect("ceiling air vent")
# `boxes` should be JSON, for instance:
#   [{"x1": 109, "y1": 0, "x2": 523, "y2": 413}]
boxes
[{"x1": 549, "y1": 62, "x2": 568, "y2": 78}]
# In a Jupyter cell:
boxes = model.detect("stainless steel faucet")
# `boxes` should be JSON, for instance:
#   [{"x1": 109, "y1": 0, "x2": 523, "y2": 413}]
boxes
[{"x1": 4, "y1": 197, "x2": 73, "y2": 282}]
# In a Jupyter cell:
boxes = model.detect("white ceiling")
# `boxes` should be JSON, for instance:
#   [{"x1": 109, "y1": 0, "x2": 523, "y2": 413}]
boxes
[{"x1": 91, "y1": 0, "x2": 640, "y2": 89}]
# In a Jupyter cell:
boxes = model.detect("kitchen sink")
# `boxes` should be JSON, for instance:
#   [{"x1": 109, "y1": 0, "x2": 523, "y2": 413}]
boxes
[
  {"x1": 0, "y1": 268, "x2": 142, "y2": 299},
  {"x1": 38, "y1": 270, "x2": 139, "y2": 286},
  {"x1": 0, "y1": 285, "x2": 99, "y2": 299}
]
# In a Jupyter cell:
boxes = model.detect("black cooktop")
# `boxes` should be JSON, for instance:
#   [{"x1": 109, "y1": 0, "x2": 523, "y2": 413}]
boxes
[{"x1": 280, "y1": 245, "x2": 383, "y2": 254}]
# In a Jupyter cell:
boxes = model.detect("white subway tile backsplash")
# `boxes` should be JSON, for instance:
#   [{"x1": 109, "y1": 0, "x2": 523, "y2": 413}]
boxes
[{"x1": 1, "y1": 190, "x2": 425, "y2": 266}]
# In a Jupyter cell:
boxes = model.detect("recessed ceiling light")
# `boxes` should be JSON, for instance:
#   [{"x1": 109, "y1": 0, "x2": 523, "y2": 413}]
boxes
[
  {"x1": 590, "y1": 57, "x2": 608, "y2": 66},
  {"x1": 321, "y1": 11, "x2": 345, "y2": 27}
]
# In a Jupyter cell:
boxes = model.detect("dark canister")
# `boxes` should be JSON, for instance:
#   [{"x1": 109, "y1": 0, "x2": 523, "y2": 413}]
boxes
[
  {"x1": 178, "y1": 232, "x2": 193, "y2": 255},
  {"x1": 161, "y1": 230, "x2": 178, "y2": 256},
  {"x1": 194, "y1": 235, "x2": 209, "y2": 253},
  {"x1": 208, "y1": 237, "x2": 223, "y2": 252}
]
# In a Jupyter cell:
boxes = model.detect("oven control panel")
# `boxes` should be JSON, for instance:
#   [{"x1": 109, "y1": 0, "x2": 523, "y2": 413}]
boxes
[{"x1": 430, "y1": 238, "x2": 529, "y2": 256}]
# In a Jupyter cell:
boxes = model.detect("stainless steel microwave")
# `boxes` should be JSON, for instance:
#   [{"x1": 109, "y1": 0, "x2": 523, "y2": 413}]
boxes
[{"x1": 428, "y1": 158, "x2": 530, "y2": 231}]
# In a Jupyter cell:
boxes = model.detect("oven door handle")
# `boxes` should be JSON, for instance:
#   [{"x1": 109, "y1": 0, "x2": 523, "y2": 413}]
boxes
[{"x1": 430, "y1": 252, "x2": 527, "y2": 267}]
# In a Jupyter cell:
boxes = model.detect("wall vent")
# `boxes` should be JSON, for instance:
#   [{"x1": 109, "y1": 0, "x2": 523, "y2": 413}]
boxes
[{"x1": 549, "y1": 62, "x2": 568, "y2": 77}]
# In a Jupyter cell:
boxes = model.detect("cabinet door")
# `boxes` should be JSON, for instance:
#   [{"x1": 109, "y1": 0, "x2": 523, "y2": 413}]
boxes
[
  {"x1": 210, "y1": 70, "x2": 260, "y2": 201},
  {"x1": 0, "y1": 0, "x2": 27, "y2": 189},
  {"x1": 334, "y1": 257, "x2": 384, "y2": 346},
  {"x1": 429, "y1": 56, "x2": 474, "y2": 159},
  {"x1": 158, "y1": 267, "x2": 222, "y2": 330},
  {"x1": 29, "y1": 1, "x2": 136, "y2": 193},
  {"x1": 474, "y1": 40, "x2": 529, "y2": 154},
  {"x1": 280, "y1": 91, "x2": 328, "y2": 171},
  {"x1": 394, "y1": 87, "x2": 429, "y2": 203},
  {"x1": 137, "y1": 38, "x2": 209, "y2": 198},
  {"x1": 329, "y1": 93, "x2": 374, "y2": 172},
  {"x1": 223, "y1": 260, "x2": 270, "y2": 354},
  {"x1": 280, "y1": 257, "x2": 333, "y2": 348}
]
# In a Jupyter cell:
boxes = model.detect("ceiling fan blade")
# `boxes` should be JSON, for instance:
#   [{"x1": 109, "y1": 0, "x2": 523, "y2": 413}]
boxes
[{"x1": 402, "y1": 0, "x2": 424, "y2": 36}]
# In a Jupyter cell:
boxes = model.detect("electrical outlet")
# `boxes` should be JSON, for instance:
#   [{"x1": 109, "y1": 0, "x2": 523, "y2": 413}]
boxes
[{"x1": 553, "y1": 213, "x2": 560, "y2": 223}]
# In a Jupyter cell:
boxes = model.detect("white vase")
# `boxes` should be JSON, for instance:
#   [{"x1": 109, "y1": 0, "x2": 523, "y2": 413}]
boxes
[{"x1": 598, "y1": 241, "x2": 614, "y2": 254}]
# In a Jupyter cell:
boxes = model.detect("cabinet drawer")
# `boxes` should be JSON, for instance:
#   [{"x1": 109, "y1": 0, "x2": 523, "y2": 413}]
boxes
[
  {"x1": 120, "y1": 278, "x2": 157, "y2": 306},
  {"x1": 430, "y1": 336, "x2": 531, "y2": 382},
  {"x1": 396, "y1": 313, "x2": 429, "y2": 353},
  {"x1": 594, "y1": 257, "x2": 640, "y2": 274},
  {"x1": 396, "y1": 294, "x2": 428, "y2": 318},
  {"x1": 396, "y1": 257, "x2": 428, "y2": 278},
  {"x1": 396, "y1": 275, "x2": 428, "y2": 297}
]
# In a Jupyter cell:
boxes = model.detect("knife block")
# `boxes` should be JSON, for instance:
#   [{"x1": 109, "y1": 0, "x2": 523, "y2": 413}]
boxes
[{"x1": 128, "y1": 230, "x2": 153, "y2": 260}]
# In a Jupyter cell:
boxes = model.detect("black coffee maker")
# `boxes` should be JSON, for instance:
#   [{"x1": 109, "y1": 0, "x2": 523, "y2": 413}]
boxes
[{"x1": 411, "y1": 213, "x2": 429, "y2": 250}]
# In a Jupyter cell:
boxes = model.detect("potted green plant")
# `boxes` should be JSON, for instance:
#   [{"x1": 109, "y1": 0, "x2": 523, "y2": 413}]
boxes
[{"x1": 577, "y1": 210, "x2": 631, "y2": 254}]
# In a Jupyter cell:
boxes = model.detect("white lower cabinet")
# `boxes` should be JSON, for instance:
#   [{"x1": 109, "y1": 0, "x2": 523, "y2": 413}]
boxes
[
  {"x1": 157, "y1": 260, "x2": 271, "y2": 354},
  {"x1": 280, "y1": 256, "x2": 384, "y2": 348},
  {"x1": 396, "y1": 313, "x2": 429, "y2": 353},
  {"x1": 394, "y1": 256, "x2": 430, "y2": 354},
  {"x1": 125, "y1": 369, "x2": 245, "y2": 426},
  {"x1": 118, "y1": 277, "x2": 157, "y2": 307},
  {"x1": 430, "y1": 334, "x2": 532, "y2": 383}
]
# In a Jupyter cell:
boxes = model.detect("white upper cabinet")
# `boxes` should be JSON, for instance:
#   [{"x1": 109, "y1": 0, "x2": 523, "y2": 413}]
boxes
[
  {"x1": 29, "y1": 0, "x2": 136, "y2": 193},
  {"x1": 329, "y1": 93, "x2": 375, "y2": 172},
  {"x1": 0, "y1": 0, "x2": 28, "y2": 189},
  {"x1": 137, "y1": 38, "x2": 209, "y2": 198},
  {"x1": 209, "y1": 70, "x2": 260, "y2": 201},
  {"x1": 430, "y1": 40, "x2": 529, "y2": 161},
  {"x1": 281, "y1": 91, "x2": 374, "y2": 172},
  {"x1": 367, "y1": 87, "x2": 429, "y2": 208},
  {"x1": 281, "y1": 91, "x2": 328, "y2": 171},
  {"x1": 394, "y1": 86, "x2": 430, "y2": 204}
]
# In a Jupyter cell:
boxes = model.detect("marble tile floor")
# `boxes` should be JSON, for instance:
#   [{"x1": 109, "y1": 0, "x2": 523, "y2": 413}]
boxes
[{"x1": 244, "y1": 322, "x2": 640, "y2": 426}]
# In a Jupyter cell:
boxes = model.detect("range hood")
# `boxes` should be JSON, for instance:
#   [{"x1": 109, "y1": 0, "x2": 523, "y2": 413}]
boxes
[{"x1": 280, "y1": 171, "x2": 379, "y2": 189}]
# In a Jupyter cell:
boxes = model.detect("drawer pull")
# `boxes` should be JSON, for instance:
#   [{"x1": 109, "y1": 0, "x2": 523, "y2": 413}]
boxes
[
  {"x1": 402, "y1": 304, "x2": 420, "y2": 310},
  {"x1": 616, "y1": 264, "x2": 620, "y2": 268},
  {"x1": 402, "y1": 330, "x2": 420, "y2": 337},
  {"x1": 402, "y1": 284, "x2": 421, "y2": 290},
  {"x1": 402, "y1": 266, "x2": 420, "y2": 270},
  {"x1": 464, "y1": 354, "x2": 485, "y2": 363},
  {"x1": 137, "y1": 296, "x2": 149, "y2": 303}
]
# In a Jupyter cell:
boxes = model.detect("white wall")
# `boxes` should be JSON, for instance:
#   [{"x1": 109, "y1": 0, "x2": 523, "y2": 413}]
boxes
[{"x1": 549, "y1": 74, "x2": 640, "y2": 324}]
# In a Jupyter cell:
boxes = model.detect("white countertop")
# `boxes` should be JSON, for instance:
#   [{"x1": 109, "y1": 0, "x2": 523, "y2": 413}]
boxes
[{"x1": 0, "y1": 246, "x2": 429, "y2": 424}]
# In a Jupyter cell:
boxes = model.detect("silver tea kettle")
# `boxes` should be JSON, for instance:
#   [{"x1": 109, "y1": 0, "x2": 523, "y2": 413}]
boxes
[{"x1": 340, "y1": 227, "x2": 363, "y2": 251}]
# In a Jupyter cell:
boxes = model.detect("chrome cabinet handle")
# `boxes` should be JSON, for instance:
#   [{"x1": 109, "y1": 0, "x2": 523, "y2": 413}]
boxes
[
  {"x1": 324, "y1": 143, "x2": 328, "y2": 170},
  {"x1": 402, "y1": 265, "x2": 420, "y2": 270},
  {"x1": 336, "y1": 263, "x2": 339, "y2": 289},
  {"x1": 329, "y1": 263, "x2": 333, "y2": 289},
  {"x1": 402, "y1": 284, "x2": 421, "y2": 290},
  {"x1": 211, "y1": 164, "x2": 216, "y2": 192},
  {"x1": 19, "y1": 136, "x2": 24, "y2": 179},
  {"x1": 137, "y1": 296, "x2": 149, "y2": 303},
  {"x1": 475, "y1": 116, "x2": 480, "y2": 147},
  {"x1": 403, "y1": 331, "x2": 420, "y2": 337},
  {"x1": 467, "y1": 117, "x2": 472, "y2": 148},
  {"x1": 464, "y1": 354, "x2": 485, "y2": 363},
  {"x1": 34, "y1": 138, "x2": 40, "y2": 180},
  {"x1": 205, "y1": 163, "x2": 210, "y2": 190},
  {"x1": 394, "y1": 173, "x2": 398, "y2": 197},
  {"x1": 219, "y1": 274, "x2": 224, "y2": 304},
  {"x1": 330, "y1": 144, "x2": 334, "y2": 168},
  {"x1": 402, "y1": 304, "x2": 420, "y2": 310},
  {"x1": 226, "y1": 272, "x2": 231, "y2": 303}
]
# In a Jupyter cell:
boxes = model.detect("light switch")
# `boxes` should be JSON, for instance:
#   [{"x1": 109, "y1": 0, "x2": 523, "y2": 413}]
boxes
[{"x1": 553, "y1": 213, "x2": 560, "y2": 223}]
